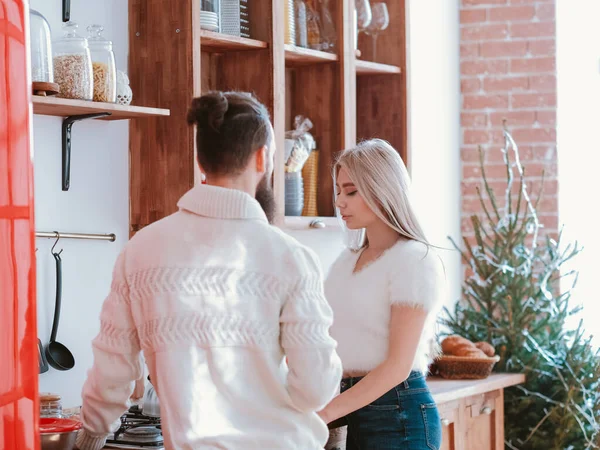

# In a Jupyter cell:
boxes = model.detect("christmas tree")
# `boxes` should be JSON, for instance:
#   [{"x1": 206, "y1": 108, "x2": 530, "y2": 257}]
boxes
[{"x1": 442, "y1": 126, "x2": 600, "y2": 449}]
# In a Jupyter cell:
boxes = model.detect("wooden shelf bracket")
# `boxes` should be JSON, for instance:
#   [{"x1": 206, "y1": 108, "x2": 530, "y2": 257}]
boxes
[{"x1": 61, "y1": 112, "x2": 111, "y2": 191}]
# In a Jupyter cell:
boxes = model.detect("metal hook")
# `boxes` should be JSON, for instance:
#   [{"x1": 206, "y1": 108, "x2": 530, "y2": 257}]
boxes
[{"x1": 51, "y1": 232, "x2": 63, "y2": 256}]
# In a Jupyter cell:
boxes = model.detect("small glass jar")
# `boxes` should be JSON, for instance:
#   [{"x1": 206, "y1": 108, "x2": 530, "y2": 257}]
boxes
[
  {"x1": 305, "y1": 0, "x2": 322, "y2": 50},
  {"x1": 53, "y1": 21, "x2": 93, "y2": 100},
  {"x1": 40, "y1": 393, "x2": 63, "y2": 418},
  {"x1": 317, "y1": 0, "x2": 337, "y2": 52},
  {"x1": 29, "y1": 9, "x2": 53, "y2": 84},
  {"x1": 295, "y1": 0, "x2": 308, "y2": 48},
  {"x1": 87, "y1": 25, "x2": 117, "y2": 103}
]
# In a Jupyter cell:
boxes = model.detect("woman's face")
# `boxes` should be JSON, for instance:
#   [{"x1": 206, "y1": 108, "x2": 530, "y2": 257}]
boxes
[{"x1": 335, "y1": 167, "x2": 379, "y2": 230}]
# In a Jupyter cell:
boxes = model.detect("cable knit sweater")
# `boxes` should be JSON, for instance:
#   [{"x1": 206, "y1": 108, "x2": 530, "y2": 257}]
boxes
[{"x1": 76, "y1": 184, "x2": 342, "y2": 450}]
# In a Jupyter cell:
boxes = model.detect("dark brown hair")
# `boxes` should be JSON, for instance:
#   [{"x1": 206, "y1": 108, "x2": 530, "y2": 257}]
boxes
[{"x1": 187, "y1": 91, "x2": 272, "y2": 175}]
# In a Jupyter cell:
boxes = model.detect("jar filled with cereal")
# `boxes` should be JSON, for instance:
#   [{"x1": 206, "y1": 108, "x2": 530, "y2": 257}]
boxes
[
  {"x1": 53, "y1": 21, "x2": 93, "y2": 100},
  {"x1": 87, "y1": 24, "x2": 116, "y2": 103}
]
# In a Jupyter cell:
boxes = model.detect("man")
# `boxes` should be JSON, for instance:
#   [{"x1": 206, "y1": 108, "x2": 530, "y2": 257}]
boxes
[{"x1": 76, "y1": 91, "x2": 342, "y2": 449}]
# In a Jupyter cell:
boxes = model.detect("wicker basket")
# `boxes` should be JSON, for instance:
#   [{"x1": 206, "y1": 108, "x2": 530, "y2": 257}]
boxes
[
  {"x1": 302, "y1": 150, "x2": 319, "y2": 217},
  {"x1": 435, "y1": 354, "x2": 500, "y2": 380}
]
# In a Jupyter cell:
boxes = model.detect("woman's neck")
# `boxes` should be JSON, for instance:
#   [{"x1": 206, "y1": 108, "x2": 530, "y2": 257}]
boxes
[{"x1": 365, "y1": 220, "x2": 401, "y2": 251}]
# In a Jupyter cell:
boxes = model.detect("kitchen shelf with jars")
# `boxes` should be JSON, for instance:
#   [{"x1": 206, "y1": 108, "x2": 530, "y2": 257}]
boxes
[
  {"x1": 28, "y1": 8, "x2": 170, "y2": 191},
  {"x1": 128, "y1": 0, "x2": 407, "y2": 234}
]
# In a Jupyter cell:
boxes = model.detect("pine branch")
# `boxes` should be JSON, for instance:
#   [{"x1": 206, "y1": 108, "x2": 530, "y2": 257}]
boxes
[
  {"x1": 445, "y1": 125, "x2": 600, "y2": 449},
  {"x1": 512, "y1": 171, "x2": 525, "y2": 232}
]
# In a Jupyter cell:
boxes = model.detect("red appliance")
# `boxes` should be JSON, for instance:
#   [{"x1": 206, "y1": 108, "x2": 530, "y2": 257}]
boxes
[{"x1": 0, "y1": 0, "x2": 40, "y2": 449}]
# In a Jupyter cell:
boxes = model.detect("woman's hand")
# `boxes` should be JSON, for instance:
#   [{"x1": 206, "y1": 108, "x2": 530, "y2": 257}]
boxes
[
  {"x1": 318, "y1": 305, "x2": 429, "y2": 419},
  {"x1": 317, "y1": 407, "x2": 334, "y2": 424}
]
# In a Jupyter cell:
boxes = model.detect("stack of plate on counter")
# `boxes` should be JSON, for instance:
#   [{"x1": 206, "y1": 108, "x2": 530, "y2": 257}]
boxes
[
  {"x1": 200, "y1": 10, "x2": 219, "y2": 32},
  {"x1": 220, "y1": 0, "x2": 251, "y2": 38}
]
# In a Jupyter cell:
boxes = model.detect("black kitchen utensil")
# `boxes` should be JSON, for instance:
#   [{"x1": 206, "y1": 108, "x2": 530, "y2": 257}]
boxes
[
  {"x1": 45, "y1": 237, "x2": 75, "y2": 371},
  {"x1": 62, "y1": 0, "x2": 70, "y2": 22},
  {"x1": 38, "y1": 338, "x2": 49, "y2": 373}
]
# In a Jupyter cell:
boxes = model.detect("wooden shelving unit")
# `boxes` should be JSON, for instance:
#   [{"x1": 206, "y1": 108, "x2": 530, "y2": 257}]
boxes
[
  {"x1": 355, "y1": 59, "x2": 401, "y2": 76},
  {"x1": 32, "y1": 97, "x2": 170, "y2": 120},
  {"x1": 128, "y1": 0, "x2": 407, "y2": 232},
  {"x1": 200, "y1": 30, "x2": 267, "y2": 52},
  {"x1": 284, "y1": 45, "x2": 338, "y2": 66}
]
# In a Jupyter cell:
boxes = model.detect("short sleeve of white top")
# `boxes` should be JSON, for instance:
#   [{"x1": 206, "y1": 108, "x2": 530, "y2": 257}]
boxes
[{"x1": 324, "y1": 239, "x2": 446, "y2": 375}]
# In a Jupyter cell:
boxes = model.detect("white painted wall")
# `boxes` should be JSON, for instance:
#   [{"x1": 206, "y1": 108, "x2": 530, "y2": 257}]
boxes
[
  {"x1": 406, "y1": 0, "x2": 462, "y2": 308},
  {"x1": 32, "y1": 0, "x2": 129, "y2": 407},
  {"x1": 556, "y1": 1, "x2": 600, "y2": 341}
]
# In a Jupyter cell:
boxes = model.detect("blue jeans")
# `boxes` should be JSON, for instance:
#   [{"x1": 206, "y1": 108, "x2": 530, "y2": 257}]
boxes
[{"x1": 341, "y1": 371, "x2": 442, "y2": 450}]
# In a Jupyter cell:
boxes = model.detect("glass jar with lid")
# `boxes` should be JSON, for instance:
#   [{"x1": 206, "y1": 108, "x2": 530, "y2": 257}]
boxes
[
  {"x1": 29, "y1": 9, "x2": 59, "y2": 95},
  {"x1": 53, "y1": 21, "x2": 93, "y2": 100},
  {"x1": 40, "y1": 393, "x2": 63, "y2": 418},
  {"x1": 87, "y1": 24, "x2": 116, "y2": 103}
]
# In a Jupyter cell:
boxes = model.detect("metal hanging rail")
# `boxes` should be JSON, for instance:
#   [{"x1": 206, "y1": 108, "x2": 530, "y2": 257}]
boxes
[{"x1": 35, "y1": 231, "x2": 116, "y2": 242}]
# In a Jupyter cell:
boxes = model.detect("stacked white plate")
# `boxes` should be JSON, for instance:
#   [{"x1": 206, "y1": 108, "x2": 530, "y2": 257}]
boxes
[
  {"x1": 285, "y1": 0, "x2": 295, "y2": 45},
  {"x1": 200, "y1": 11, "x2": 219, "y2": 32}
]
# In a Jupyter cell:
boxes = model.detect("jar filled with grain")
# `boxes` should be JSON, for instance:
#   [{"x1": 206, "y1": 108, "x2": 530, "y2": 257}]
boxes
[
  {"x1": 53, "y1": 21, "x2": 93, "y2": 100},
  {"x1": 87, "y1": 24, "x2": 116, "y2": 103}
]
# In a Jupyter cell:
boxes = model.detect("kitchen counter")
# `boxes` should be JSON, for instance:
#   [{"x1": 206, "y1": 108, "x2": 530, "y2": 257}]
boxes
[{"x1": 428, "y1": 372, "x2": 526, "y2": 404}]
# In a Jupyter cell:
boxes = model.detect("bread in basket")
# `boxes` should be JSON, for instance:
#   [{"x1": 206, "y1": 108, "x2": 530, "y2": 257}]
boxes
[{"x1": 435, "y1": 335, "x2": 500, "y2": 380}]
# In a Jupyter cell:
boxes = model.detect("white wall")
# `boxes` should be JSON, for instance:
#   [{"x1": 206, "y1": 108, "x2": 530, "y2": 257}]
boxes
[
  {"x1": 406, "y1": 0, "x2": 462, "y2": 308},
  {"x1": 556, "y1": 1, "x2": 600, "y2": 341},
  {"x1": 32, "y1": 0, "x2": 129, "y2": 407}
]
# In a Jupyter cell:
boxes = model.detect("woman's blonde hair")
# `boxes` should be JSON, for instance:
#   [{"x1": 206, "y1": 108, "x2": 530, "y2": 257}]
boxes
[{"x1": 333, "y1": 139, "x2": 429, "y2": 250}]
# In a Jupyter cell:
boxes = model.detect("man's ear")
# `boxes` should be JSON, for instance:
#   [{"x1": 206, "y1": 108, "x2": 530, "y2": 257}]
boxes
[{"x1": 255, "y1": 145, "x2": 268, "y2": 173}]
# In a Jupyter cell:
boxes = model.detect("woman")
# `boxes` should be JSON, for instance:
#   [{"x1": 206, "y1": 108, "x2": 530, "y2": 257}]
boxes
[{"x1": 320, "y1": 139, "x2": 446, "y2": 450}]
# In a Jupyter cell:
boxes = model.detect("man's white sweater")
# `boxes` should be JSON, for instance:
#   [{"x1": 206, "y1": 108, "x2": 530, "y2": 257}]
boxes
[{"x1": 76, "y1": 184, "x2": 342, "y2": 450}]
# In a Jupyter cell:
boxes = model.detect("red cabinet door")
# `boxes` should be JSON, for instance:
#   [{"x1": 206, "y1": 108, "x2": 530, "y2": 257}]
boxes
[{"x1": 0, "y1": 0, "x2": 40, "y2": 449}]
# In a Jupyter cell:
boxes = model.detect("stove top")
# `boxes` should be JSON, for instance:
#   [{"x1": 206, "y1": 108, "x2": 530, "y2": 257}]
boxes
[{"x1": 104, "y1": 405, "x2": 164, "y2": 449}]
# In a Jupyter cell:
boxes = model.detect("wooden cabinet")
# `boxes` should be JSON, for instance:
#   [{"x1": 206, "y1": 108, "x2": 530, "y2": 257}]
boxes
[
  {"x1": 127, "y1": 0, "x2": 408, "y2": 234},
  {"x1": 438, "y1": 399, "x2": 464, "y2": 450},
  {"x1": 464, "y1": 390, "x2": 504, "y2": 450},
  {"x1": 430, "y1": 374, "x2": 524, "y2": 450}
]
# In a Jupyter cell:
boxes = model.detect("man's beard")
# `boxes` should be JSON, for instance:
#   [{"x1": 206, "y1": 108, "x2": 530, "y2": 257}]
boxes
[{"x1": 255, "y1": 173, "x2": 276, "y2": 224}]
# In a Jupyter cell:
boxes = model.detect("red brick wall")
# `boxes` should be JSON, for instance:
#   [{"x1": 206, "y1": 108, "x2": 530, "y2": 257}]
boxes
[{"x1": 460, "y1": 0, "x2": 558, "y2": 242}]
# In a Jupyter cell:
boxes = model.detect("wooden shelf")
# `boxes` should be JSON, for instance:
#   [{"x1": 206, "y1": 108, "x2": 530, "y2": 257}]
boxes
[
  {"x1": 200, "y1": 30, "x2": 268, "y2": 52},
  {"x1": 129, "y1": 1, "x2": 409, "y2": 228},
  {"x1": 285, "y1": 45, "x2": 338, "y2": 66},
  {"x1": 355, "y1": 60, "x2": 401, "y2": 75},
  {"x1": 32, "y1": 97, "x2": 170, "y2": 120}
]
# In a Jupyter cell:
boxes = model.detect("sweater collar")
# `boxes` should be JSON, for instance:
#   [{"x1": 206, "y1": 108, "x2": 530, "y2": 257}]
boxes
[{"x1": 177, "y1": 184, "x2": 268, "y2": 222}]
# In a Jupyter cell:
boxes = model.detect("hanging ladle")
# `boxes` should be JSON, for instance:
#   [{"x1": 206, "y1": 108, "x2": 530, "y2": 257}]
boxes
[{"x1": 45, "y1": 234, "x2": 75, "y2": 371}]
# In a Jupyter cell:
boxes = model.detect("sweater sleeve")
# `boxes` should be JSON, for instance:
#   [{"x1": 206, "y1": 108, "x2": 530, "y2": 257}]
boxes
[
  {"x1": 389, "y1": 244, "x2": 446, "y2": 312},
  {"x1": 280, "y1": 246, "x2": 343, "y2": 413},
  {"x1": 76, "y1": 250, "x2": 143, "y2": 450}
]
